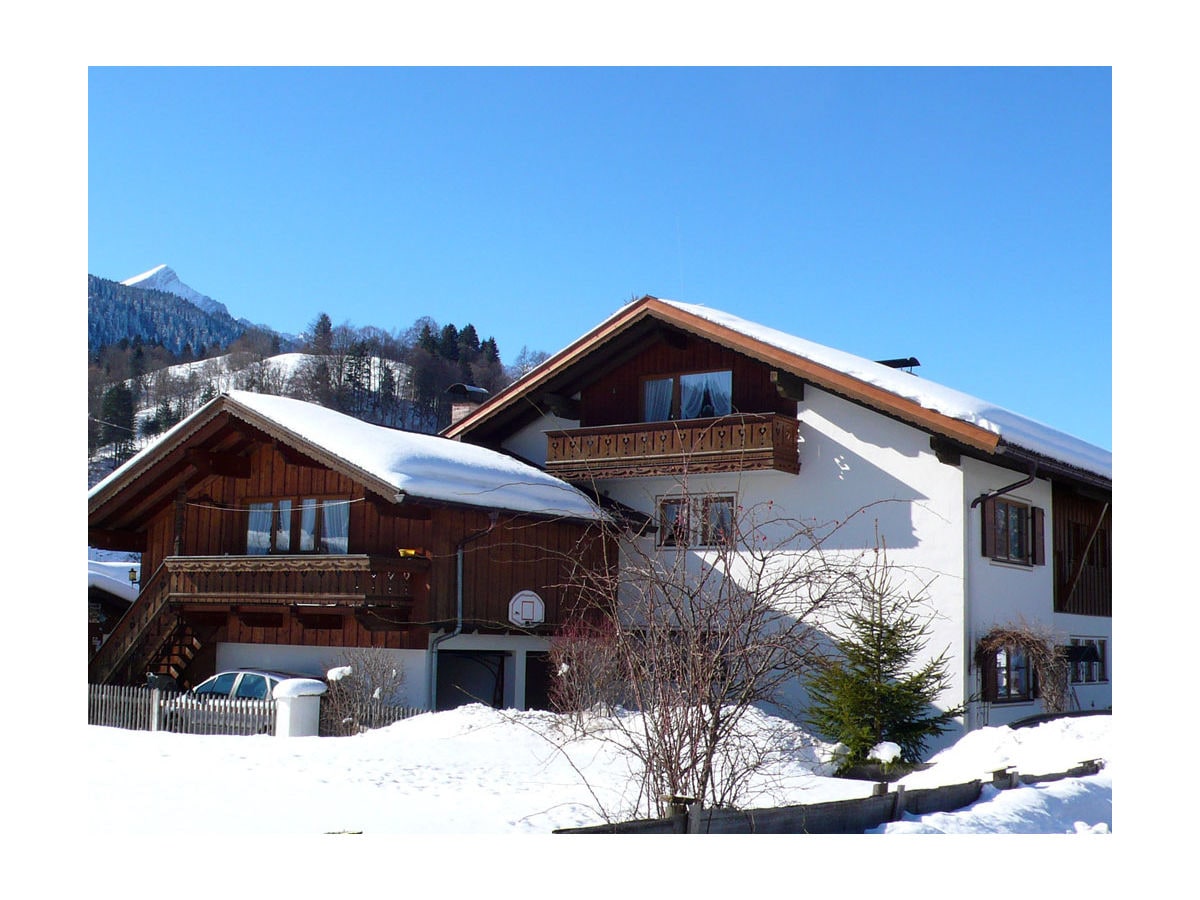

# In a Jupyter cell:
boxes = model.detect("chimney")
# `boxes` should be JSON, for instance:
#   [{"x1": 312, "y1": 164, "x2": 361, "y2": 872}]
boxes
[{"x1": 446, "y1": 383, "x2": 490, "y2": 425}]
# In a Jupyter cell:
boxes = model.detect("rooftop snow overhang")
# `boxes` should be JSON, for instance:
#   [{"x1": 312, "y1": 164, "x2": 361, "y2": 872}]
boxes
[
  {"x1": 89, "y1": 394, "x2": 607, "y2": 532},
  {"x1": 445, "y1": 295, "x2": 1005, "y2": 457}
]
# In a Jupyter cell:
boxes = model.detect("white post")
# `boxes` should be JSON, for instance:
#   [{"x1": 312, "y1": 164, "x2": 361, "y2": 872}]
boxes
[{"x1": 273, "y1": 678, "x2": 328, "y2": 737}]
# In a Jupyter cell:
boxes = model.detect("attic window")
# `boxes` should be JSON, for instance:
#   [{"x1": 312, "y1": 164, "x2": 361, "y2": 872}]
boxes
[{"x1": 643, "y1": 370, "x2": 732, "y2": 422}]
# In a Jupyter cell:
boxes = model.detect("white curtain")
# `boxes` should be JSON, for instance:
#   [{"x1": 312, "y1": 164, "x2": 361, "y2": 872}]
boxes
[
  {"x1": 247, "y1": 503, "x2": 272, "y2": 555},
  {"x1": 274, "y1": 499, "x2": 292, "y2": 552},
  {"x1": 680, "y1": 371, "x2": 732, "y2": 419},
  {"x1": 322, "y1": 500, "x2": 350, "y2": 554},
  {"x1": 299, "y1": 499, "x2": 318, "y2": 551},
  {"x1": 643, "y1": 377, "x2": 674, "y2": 422}
]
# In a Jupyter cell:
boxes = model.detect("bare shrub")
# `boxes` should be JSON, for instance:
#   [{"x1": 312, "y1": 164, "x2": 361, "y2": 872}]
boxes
[
  {"x1": 320, "y1": 646, "x2": 408, "y2": 736},
  {"x1": 548, "y1": 616, "x2": 624, "y2": 728},
  {"x1": 550, "y1": 488, "x2": 876, "y2": 817}
]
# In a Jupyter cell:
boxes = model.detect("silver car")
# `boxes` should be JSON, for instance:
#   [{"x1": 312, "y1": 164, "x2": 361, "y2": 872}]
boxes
[{"x1": 163, "y1": 669, "x2": 313, "y2": 735}]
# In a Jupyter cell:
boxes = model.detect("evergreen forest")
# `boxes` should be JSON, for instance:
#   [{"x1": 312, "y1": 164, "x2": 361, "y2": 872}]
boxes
[{"x1": 88, "y1": 276, "x2": 549, "y2": 479}]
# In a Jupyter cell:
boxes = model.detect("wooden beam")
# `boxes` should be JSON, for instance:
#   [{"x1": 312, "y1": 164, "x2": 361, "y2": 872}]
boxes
[
  {"x1": 272, "y1": 440, "x2": 325, "y2": 469},
  {"x1": 87, "y1": 528, "x2": 146, "y2": 552},
  {"x1": 930, "y1": 436, "x2": 962, "y2": 466},
  {"x1": 771, "y1": 370, "x2": 806, "y2": 402},
  {"x1": 540, "y1": 392, "x2": 580, "y2": 420},
  {"x1": 185, "y1": 449, "x2": 252, "y2": 478}
]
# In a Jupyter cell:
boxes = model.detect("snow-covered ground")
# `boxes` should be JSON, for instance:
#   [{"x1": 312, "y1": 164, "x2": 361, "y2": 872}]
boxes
[{"x1": 84, "y1": 704, "x2": 1111, "y2": 836}]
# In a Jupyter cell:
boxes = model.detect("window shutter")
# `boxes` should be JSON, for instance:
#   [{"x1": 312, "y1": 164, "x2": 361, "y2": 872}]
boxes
[
  {"x1": 1031, "y1": 506, "x2": 1045, "y2": 566},
  {"x1": 981, "y1": 651, "x2": 997, "y2": 702},
  {"x1": 981, "y1": 497, "x2": 997, "y2": 558}
]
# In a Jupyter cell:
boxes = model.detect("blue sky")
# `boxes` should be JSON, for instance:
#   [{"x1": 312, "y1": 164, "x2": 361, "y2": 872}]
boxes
[{"x1": 88, "y1": 67, "x2": 1111, "y2": 449}]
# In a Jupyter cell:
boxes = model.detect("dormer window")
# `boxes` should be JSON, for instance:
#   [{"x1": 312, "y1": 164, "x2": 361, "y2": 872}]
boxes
[{"x1": 642, "y1": 370, "x2": 732, "y2": 422}]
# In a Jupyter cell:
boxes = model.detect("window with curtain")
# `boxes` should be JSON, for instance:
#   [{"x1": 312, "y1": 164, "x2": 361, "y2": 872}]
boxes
[
  {"x1": 322, "y1": 500, "x2": 350, "y2": 554},
  {"x1": 274, "y1": 499, "x2": 292, "y2": 552},
  {"x1": 245, "y1": 497, "x2": 350, "y2": 555},
  {"x1": 643, "y1": 377, "x2": 674, "y2": 422},
  {"x1": 247, "y1": 502, "x2": 273, "y2": 555},
  {"x1": 642, "y1": 370, "x2": 732, "y2": 422},
  {"x1": 680, "y1": 371, "x2": 732, "y2": 419}
]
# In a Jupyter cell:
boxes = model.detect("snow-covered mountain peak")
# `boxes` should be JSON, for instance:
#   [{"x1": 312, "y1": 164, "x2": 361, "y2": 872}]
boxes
[{"x1": 122, "y1": 264, "x2": 231, "y2": 319}]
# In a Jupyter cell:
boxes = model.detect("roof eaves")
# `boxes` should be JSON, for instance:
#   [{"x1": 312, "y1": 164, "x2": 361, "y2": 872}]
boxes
[
  {"x1": 88, "y1": 393, "x2": 230, "y2": 516},
  {"x1": 641, "y1": 298, "x2": 1004, "y2": 456},
  {"x1": 443, "y1": 296, "x2": 660, "y2": 440}
]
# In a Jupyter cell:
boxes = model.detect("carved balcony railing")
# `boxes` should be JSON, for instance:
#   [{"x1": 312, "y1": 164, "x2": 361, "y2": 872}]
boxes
[
  {"x1": 160, "y1": 553, "x2": 428, "y2": 607},
  {"x1": 545, "y1": 413, "x2": 800, "y2": 481},
  {"x1": 89, "y1": 554, "x2": 430, "y2": 684}
]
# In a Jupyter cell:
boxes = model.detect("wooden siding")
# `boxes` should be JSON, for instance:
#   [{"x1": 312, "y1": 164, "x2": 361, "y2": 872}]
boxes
[
  {"x1": 580, "y1": 334, "x2": 796, "y2": 427},
  {"x1": 95, "y1": 428, "x2": 604, "y2": 685},
  {"x1": 1052, "y1": 486, "x2": 1112, "y2": 617},
  {"x1": 424, "y1": 506, "x2": 607, "y2": 631}
]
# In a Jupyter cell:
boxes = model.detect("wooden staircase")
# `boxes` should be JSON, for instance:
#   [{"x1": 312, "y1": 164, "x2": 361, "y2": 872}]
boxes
[{"x1": 89, "y1": 562, "x2": 204, "y2": 686}]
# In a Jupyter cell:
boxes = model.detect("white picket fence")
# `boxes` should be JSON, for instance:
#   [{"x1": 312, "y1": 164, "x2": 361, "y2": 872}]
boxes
[
  {"x1": 88, "y1": 683, "x2": 276, "y2": 735},
  {"x1": 88, "y1": 683, "x2": 423, "y2": 736}
]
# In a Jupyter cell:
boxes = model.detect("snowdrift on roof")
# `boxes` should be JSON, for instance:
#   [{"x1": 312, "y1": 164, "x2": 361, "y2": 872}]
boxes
[{"x1": 660, "y1": 299, "x2": 1111, "y2": 481}]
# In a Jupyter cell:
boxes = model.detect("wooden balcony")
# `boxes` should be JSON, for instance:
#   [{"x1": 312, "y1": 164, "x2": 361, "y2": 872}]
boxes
[
  {"x1": 545, "y1": 413, "x2": 800, "y2": 481},
  {"x1": 88, "y1": 553, "x2": 430, "y2": 685},
  {"x1": 159, "y1": 553, "x2": 428, "y2": 608}
]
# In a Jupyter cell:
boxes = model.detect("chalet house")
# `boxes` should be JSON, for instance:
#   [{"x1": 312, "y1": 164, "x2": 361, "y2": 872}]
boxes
[
  {"x1": 445, "y1": 296, "x2": 1112, "y2": 738},
  {"x1": 88, "y1": 391, "x2": 608, "y2": 711}
]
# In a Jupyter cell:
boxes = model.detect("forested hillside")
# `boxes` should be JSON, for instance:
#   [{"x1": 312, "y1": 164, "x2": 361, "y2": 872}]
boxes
[
  {"x1": 88, "y1": 301, "x2": 547, "y2": 483},
  {"x1": 88, "y1": 275, "x2": 252, "y2": 356}
]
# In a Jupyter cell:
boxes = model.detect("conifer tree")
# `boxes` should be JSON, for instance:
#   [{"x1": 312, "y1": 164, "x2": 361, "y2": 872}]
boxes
[
  {"x1": 806, "y1": 547, "x2": 962, "y2": 768},
  {"x1": 100, "y1": 383, "x2": 136, "y2": 462},
  {"x1": 438, "y1": 323, "x2": 460, "y2": 361}
]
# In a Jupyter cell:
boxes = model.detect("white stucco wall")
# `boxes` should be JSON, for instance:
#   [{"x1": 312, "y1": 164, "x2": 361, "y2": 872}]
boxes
[
  {"x1": 576, "y1": 386, "x2": 972, "y2": 753},
  {"x1": 497, "y1": 384, "x2": 1111, "y2": 747},
  {"x1": 502, "y1": 411, "x2": 578, "y2": 466},
  {"x1": 962, "y1": 457, "x2": 1054, "y2": 728}
]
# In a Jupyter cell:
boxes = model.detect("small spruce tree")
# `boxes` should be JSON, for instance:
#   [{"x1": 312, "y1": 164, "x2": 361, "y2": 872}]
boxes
[{"x1": 807, "y1": 546, "x2": 962, "y2": 770}]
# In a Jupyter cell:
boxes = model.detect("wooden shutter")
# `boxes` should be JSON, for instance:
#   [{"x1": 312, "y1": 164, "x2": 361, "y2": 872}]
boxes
[
  {"x1": 981, "y1": 497, "x2": 997, "y2": 558},
  {"x1": 1031, "y1": 506, "x2": 1045, "y2": 566},
  {"x1": 980, "y1": 649, "x2": 998, "y2": 701}
]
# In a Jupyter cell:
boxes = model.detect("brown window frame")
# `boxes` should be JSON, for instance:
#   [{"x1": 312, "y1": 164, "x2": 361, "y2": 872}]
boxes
[
  {"x1": 245, "y1": 495, "x2": 351, "y2": 555},
  {"x1": 641, "y1": 369, "x2": 733, "y2": 423},
  {"x1": 982, "y1": 644, "x2": 1036, "y2": 703},
  {"x1": 657, "y1": 494, "x2": 736, "y2": 549},
  {"x1": 981, "y1": 496, "x2": 1045, "y2": 566}
]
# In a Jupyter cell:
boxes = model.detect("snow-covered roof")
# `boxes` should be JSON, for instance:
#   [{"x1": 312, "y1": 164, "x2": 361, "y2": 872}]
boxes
[
  {"x1": 87, "y1": 560, "x2": 140, "y2": 602},
  {"x1": 90, "y1": 391, "x2": 606, "y2": 522},
  {"x1": 659, "y1": 299, "x2": 1111, "y2": 481}
]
